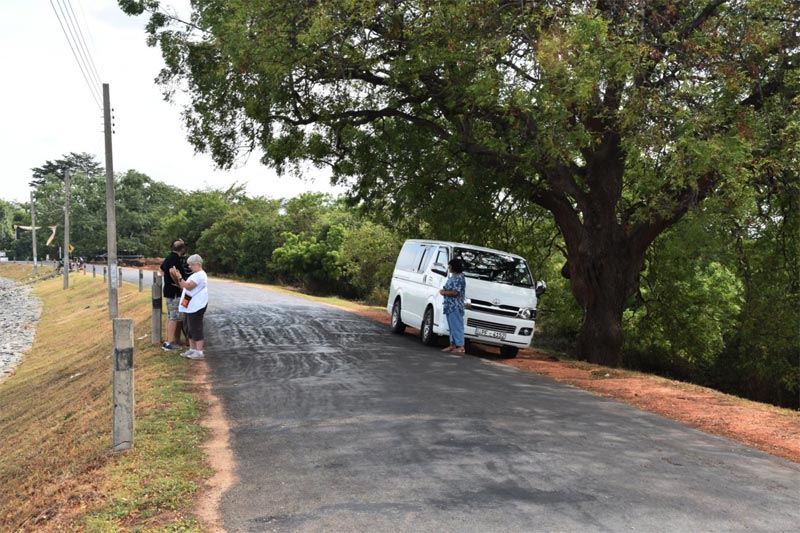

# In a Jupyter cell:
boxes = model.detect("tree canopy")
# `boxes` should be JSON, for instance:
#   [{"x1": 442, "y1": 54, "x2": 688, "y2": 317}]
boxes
[{"x1": 121, "y1": 0, "x2": 798, "y2": 366}]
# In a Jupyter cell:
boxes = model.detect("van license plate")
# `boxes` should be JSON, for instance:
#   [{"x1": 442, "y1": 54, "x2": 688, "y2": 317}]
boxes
[{"x1": 475, "y1": 328, "x2": 506, "y2": 340}]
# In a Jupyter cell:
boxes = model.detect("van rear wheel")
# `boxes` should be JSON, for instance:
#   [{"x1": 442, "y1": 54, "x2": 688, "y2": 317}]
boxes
[
  {"x1": 420, "y1": 307, "x2": 437, "y2": 346},
  {"x1": 390, "y1": 299, "x2": 406, "y2": 334},
  {"x1": 499, "y1": 345, "x2": 519, "y2": 358}
]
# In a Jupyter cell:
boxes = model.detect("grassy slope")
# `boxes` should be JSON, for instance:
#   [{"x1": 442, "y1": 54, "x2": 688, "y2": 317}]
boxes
[{"x1": 0, "y1": 266, "x2": 209, "y2": 532}]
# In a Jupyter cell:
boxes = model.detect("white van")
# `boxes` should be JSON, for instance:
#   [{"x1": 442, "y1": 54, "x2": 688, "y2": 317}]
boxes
[{"x1": 386, "y1": 240, "x2": 546, "y2": 357}]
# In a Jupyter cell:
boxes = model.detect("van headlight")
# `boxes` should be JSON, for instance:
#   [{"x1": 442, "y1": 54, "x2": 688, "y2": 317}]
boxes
[{"x1": 516, "y1": 308, "x2": 536, "y2": 320}]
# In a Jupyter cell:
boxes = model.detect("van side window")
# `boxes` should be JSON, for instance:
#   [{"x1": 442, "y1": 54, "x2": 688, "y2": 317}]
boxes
[
  {"x1": 396, "y1": 242, "x2": 420, "y2": 271},
  {"x1": 434, "y1": 247, "x2": 449, "y2": 267},
  {"x1": 414, "y1": 246, "x2": 432, "y2": 272}
]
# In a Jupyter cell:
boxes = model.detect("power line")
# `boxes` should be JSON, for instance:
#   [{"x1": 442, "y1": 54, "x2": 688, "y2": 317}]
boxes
[
  {"x1": 74, "y1": 0, "x2": 100, "y2": 64},
  {"x1": 62, "y1": 0, "x2": 103, "y2": 87},
  {"x1": 49, "y1": 0, "x2": 102, "y2": 109},
  {"x1": 54, "y1": 0, "x2": 102, "y2": 94}
]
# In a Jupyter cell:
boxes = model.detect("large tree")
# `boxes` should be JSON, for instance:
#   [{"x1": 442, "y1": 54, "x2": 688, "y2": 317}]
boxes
[
  {"x1": 30, "y1": 152, "x2": 103, "y2": 188},
  {"x1": 121, "y1": 0, "x2": 798, "y2": 366}
]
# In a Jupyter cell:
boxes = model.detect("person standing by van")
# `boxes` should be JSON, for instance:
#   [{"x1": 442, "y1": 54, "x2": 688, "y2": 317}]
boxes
[{"x1": 440, "y1": 258, "x2": 466, "y2": 354}]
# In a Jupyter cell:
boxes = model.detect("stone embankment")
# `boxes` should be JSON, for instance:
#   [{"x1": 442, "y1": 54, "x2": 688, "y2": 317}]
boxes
[{"x1": 0, "y1": 277, "x2": 41, "y2": 381}]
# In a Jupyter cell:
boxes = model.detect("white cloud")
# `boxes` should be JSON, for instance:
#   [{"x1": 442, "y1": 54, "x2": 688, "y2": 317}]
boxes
[{"x1": 0, "y1": 0, "x2": 343, "y2": 203}]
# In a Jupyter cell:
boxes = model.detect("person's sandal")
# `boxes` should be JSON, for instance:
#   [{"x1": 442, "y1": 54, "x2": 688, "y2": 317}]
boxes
[
  {"x1": 452, "y1": 348, "x2": 466, "y2": 354},
  {"x1": 441, "y1": 346, "x2": 454, "y2": 352}
]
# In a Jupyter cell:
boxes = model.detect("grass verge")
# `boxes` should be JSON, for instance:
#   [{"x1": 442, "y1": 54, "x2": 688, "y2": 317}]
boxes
[{"x1": 0, "y1": 266, "x2": 210, "y2": 531}]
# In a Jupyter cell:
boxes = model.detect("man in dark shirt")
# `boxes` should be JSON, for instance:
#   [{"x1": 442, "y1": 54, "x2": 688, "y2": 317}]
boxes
[{"x1": 159, "y1": 240, "x2": 191, "y2": 350}]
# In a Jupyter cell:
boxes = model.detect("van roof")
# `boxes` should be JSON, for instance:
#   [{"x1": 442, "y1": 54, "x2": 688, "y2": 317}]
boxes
[{"x1": 403, "y1": 239, "x2": 525, "y2": 260}]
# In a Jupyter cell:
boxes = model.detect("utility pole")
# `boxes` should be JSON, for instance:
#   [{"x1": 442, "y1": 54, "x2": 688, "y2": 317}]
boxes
[
  {"x1": 30, "y1": 191, "x2": 38, "y2": 276},
  {"x1": 63, "y1": 169, "x2": 71, "y2": 290},
  {"x1": 103, "y1": 83, "x2": 118, "y2": 318}
]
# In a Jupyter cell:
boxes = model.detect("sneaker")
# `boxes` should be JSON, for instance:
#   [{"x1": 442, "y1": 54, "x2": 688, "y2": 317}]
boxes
[
  {"x1": 162, "y1": 341, "x2": 179, "y2": 351},
  {"x1": 180, "y1": 349, "x2": 197, "y2": 358},
  {"x1": 186, "y1": 350, "x2": 205, "y2": 360}
]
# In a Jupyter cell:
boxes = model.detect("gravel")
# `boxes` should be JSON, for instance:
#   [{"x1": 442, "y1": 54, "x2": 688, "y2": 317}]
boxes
[{"x1": 0, "y1": 277, "x2": 42, "y2": 381}]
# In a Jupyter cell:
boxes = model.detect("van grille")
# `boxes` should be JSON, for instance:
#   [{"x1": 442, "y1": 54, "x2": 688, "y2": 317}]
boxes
[
  {"x1": 466, "y1": 318, "x2": 517, "y2": 334},
  {"x1": 469, "y1": 299, "x2": 519, "y2": 317}
]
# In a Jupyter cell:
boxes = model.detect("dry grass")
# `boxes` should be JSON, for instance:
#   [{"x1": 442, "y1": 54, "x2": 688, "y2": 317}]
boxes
[
  {"x1": 0, "y1": 262, "x2": 57, "y2": 283},
  {"x1": 0, "y1": 267, "x2": 209, "y2": 531}
]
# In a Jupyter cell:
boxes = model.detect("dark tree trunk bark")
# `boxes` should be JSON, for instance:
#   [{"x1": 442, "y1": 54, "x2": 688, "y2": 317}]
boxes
[
  {"x1": 567, "y1": 249, "x2": 642, "y2": 368},
  {"x1": 533, "y1": 131, "x2": 647, "y2": 368}
]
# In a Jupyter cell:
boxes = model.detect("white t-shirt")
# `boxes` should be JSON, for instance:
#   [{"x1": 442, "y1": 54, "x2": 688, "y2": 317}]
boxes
[{"x1": 179, "y1": 270, "x2": 208, "y2": 313}]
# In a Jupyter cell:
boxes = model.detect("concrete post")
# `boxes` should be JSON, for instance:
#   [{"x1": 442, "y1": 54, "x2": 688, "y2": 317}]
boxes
[
  {"x1": 63, "y1": 169, "x2": 70, "y2": 290},
  {"x1": 151, "y1": 273, "x2": 163, "y2": 346},
  {"x1": 104, "y1": 84, "x2": 119, "y2": 320},
  {"x1": 113, "y1": 318, "x2": 134, "y2": 452},
  {"x1": 30, "y1": 192, "x2": 38, "y2": 276}
]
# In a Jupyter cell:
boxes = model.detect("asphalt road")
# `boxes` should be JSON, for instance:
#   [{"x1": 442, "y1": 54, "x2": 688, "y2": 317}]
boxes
[{"x1": 189, "y1": 280, "x2": 800, "y2": 533}]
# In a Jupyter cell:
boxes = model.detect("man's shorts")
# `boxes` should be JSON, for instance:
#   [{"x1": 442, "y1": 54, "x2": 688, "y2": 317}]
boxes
[{"x1": 166, "y1": 297, "x2": 185, "y2": 322}]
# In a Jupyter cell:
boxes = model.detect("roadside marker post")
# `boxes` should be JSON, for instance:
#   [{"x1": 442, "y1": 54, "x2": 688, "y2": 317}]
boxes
[
  {"x1": 112, "y1": 318, "x2": 134, "y2": 452},
  {"x1": 138, "y1": 269, "x2": 143, "y2": 292},
  {"x1": 151, "y1": 272, "x2": 162, "y2": 346}
]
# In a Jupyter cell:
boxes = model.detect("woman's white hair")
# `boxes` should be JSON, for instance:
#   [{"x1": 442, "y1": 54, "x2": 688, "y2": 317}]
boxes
[{"x1": 186, "y1": 254, "x2": 203, "y2": 266}]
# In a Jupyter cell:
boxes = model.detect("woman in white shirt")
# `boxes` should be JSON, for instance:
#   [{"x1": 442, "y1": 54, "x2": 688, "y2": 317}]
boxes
[{"x1": 170, "y1": 254, "x2": 209, "y2": 360}]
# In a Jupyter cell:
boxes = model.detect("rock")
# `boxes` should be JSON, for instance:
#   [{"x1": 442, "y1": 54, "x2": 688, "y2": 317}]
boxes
[{"x1": 0, "y1": 277, "x2": 42, "y2": 381}]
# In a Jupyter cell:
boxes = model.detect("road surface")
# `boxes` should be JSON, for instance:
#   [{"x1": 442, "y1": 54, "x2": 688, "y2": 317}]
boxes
[{"x1": 191, "y1": 280, "x2": 800, "y2": 532}]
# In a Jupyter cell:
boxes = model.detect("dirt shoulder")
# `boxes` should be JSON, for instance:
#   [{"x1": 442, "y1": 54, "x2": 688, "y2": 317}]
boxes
[{"x1": 348, "y1": 307, "x2": 800, "y2": 464}]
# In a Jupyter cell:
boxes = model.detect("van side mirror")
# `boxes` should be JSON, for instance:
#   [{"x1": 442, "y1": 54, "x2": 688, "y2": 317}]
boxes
[
  {"x1": 432, "y1": 266, "x2": 447, "y2": 277},
  {"x1": 535, "y1": 280, "x2": 547, "y2": 296}
]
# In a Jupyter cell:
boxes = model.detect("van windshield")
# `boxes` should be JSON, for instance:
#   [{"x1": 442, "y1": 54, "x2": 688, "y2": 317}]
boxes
[{"x1": 454, "y1": 248, "x2": 533, "y2": 287}]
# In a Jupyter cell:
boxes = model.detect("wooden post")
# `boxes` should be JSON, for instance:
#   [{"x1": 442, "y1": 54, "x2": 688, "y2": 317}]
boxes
[
  {"x1": 151, "y1": 273, "x2": 163, "y2": 346},
  {"x1": 93, "y1": 264, "x2": 96, "y2": 278},
  {"x1": 138, "y1": 269, "x2": 143, "y2": 292},
  {"x1": 103, "y1": 266, "x2": 107, "y2": 281},
  {"x1": 113, "y1": 318, "x2": 134, "y2": 451}
]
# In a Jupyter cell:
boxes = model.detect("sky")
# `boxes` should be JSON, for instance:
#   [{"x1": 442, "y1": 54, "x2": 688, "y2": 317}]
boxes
[{"x1": 0, "y1": 0, "x2": 343, "y2": 204}]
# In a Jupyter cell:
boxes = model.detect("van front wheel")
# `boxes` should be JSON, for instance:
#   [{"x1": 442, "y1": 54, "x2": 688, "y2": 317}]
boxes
[
  {"x1": 499, "y1": 345, "x2": 519, "y2": 358},
  {"x1": 420, "y1": 307, "x2": 437, "y2": 346},
  {"x1": 390, "y1": 299, "x2": 406, "y2": 334}
]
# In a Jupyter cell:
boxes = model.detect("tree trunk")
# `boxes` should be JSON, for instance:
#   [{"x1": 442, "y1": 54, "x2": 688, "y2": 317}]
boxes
[
  {"x1": 576, "y1": 291, "x2": 626, "y2": 367},
  {"x1": 566, "y1": 248, "x2": 637, "y2": 368}
]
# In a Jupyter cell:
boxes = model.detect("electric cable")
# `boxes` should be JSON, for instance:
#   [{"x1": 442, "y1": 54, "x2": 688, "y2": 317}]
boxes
[
  {"x1": 62, "y1": 0, "x2": 103, "y2": 87},
  {"x1": 49, "y1": 0, "x2": 102, "y2": 109},
  {"x1": 54, "y1": 0, "x2": 102, "y2": 96}
]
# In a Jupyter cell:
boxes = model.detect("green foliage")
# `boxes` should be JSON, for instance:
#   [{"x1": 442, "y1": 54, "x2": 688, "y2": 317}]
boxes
[
  {"x1": 116, "y1": 170, "x2": 184, "y2": 256},
  {"x1": 196, "y1": 197, "x2": 283, "y2": 277},
  {"x1": 625, "y1": 259, "x2": 743, "y2": 373},
  {"x1": 340, "y1": 222, "x2": 403, "y2": 303},
  {"x1": 30, "y1": 152, "x2": 102, "y2": 188},
  {"x1": 0, "y1": 200, "x2": 15, "y2": 251},
  {"x1": 122, "y1": 0, "x2": 799, "y2": 366},
  {"x1": 158, "y1": 185, "x2": 246, "y2": 253},
  {"x1": 272, "y1": 225, "x2": 347, "y2": 293}
]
